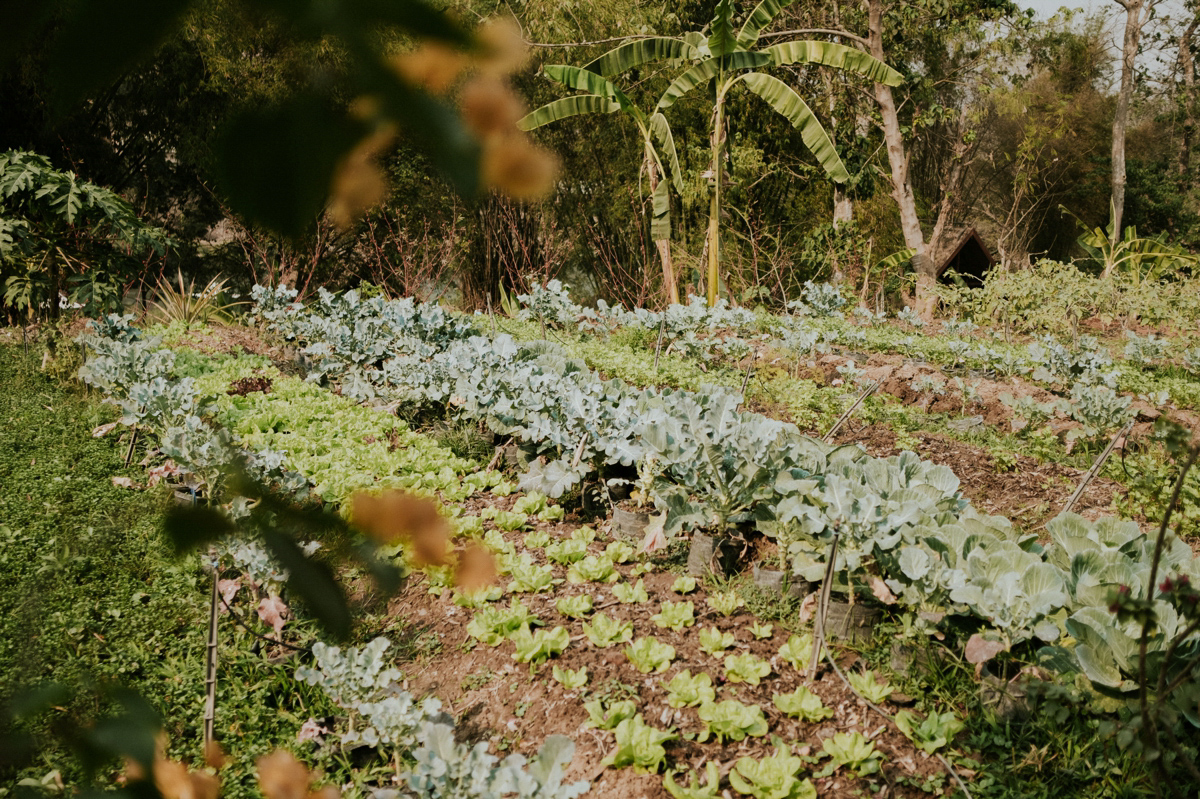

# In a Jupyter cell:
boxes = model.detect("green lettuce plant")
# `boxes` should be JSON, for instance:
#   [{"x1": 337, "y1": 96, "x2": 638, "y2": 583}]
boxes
[
  {"x1": 749, "y1": 621, "x2": 774, "y2": 640},
  {"x1": 820, "y1": 731, "x2": 880, "y2": 777},
  {"x1": 583, "y1": 698, "x2": 638, "y2": 730},
  {"x1": 546, "y1": 538, "x2": 588, "y2": 564},
  {"x1": 663, "y1": 670, "x2": 716, "y2": 708},
  {"x1": 508, "y1": 556, "x2": 559, "y2": 593},
  {"x1": 467, "y1": 600, "x2": 540, "y2": 646},
  {"x1": 555, "y1": 595, "x2": 594, "y2": 618},
  {"x1": 510, "y1": 624, "x2": 569, "y2": 665},
  {"x1": 663, "y1": 762, "x2": 721, "y2": 799},
  {"x1": 524, "y1": 529, "x2": 552, "y2": 549},
  {"x1": 625, "y1": 637, "x2": 676, "y2": 673},
  {"x1": 613, "y1": 579, "x2": 649, "y2": 604},
  {"x1": 699, "y1": 627, "x2": 736, "y2": 656},
  {"x1": 895, "y1": 710, "x2": 964, "y2": 754},
  {"x1": 583, "y1": 613, "x2": 633, "y2": 648},
  {"x1": 604, "y1": 714, "x2": 677, "y2": 773},
  {"x1": 729, "y1": 746, "x2": 816, "y2": 799},
  {"x1": 708, "y1": 590, "x2": 745, "y2": 616},
  {"x1": 846, "y1": 671, "x2": 893, "y2": 704},
  {"x1": 672, "y1": 576, "x2": 697, "y2": 594},
  {"x1": 568, "y1": 554, "x2": 618, "y2": 584},
  {"x1": 652, "y1": 601, "x2": 696, "y2": 631},
  {"x1": 605, "y1": 540, "x2": 635, "y2": 563},
  {"x1": 552, "y1": 665, "x2": 589, "y2": 690},
  {"x1": 697, "y1": 700, "x2": 768, "y2": 743},
  {"x1": 724, "y1": 653, "x2": 771, "y2": 685},
  {"x1": 772, "y1": 686, "x2": 833, "y2": 721}
]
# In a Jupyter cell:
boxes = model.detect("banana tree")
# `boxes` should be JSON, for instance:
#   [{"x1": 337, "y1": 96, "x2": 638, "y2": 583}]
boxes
[
  {"x1": 585, "y1": 0, "x2": 904, "y2": 306},
  {"x1": 519, "y1": 67, "x2": 685, "y2": 304}
]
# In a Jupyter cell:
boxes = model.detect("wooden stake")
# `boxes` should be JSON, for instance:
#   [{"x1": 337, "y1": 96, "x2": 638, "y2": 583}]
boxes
[
  {"x1": 823, "y1": 380, "x2": 880, "y2": 443},
  {"x1": 124, "y1": 425, "x2": 139, "y2": 469},
  {"x1": 653, "y1": 318, "x2": 667, "y2": 371},
  {"x1": 807, "y1": 533, "x2": 840, "y2": 679},
  {"x1": 1062, "y1": 419, "x2": 1135, "y2": 515},
  {"x1": 203, "y1": 551, "x2": 219, "y2": 748}
]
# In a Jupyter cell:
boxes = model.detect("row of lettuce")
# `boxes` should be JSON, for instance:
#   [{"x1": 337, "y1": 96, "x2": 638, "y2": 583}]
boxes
[
  {"x1": 75, "y1": 315, "x2": 591, "y2": 799},
  {"x1": 252, "y1": 284, "x2": 1200, "y2": 707}
]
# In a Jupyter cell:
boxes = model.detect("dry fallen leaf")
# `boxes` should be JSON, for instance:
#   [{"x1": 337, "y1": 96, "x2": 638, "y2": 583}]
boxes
[
  {"x1": 454, "y1": 542, "x2": 497, "y2": 592},
  {"x1": 111, "y1": 476, "x2": 140, "y2": 489},
  {"x1": 217, "y1": 579, "x2": 241, "y2": 607},
  {"x1": 868, "y1": 576, "x2": 897, "y2": 605},
  {"x1": 351, "y1": 491, "x2": 451, "y2": 567},
  {"x1": 257, "y1": 594, "x2": 289, "y2": 636},
  {"x1": 965, "y1": 633, "x2": 1008, "y2": 665},
  {"x1": 257, "y1": 751, "x2": 310, "y2": 799},
  {"x1": 92, "y1": 422, "x2": 118, "y2": 438},
  {"x1": 637, "y1": 512, "x2": 668, "y2": 554}
]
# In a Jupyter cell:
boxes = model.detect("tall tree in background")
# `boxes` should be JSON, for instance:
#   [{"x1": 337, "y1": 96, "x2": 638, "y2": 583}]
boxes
[
  {"x1": 1109, "y1": 0, "x2": 1162, "y2": 258},
  {"x1": 519, "y1": 66, "x2": 685, "y2": 304}
]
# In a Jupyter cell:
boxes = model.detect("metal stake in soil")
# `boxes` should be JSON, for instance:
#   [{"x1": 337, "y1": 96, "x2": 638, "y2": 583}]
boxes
[
  {"x1": 1061, "y1": 419, "x2": 1135, "y2": 515},
  {"x1": 823, "y1": 380, "x2": 880, "y2": 443},
  {"x1": 123, "y1": 425, "x2": 139, "y2": 469},
  {"x1": 807, "y1": 533, "x2": 841, "y2": 679}
]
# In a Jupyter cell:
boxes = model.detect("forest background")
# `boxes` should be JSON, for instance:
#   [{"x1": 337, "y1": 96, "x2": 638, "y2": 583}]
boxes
[{"x1": 1, "y1": 0, "x2": 1198, "y2": 314}]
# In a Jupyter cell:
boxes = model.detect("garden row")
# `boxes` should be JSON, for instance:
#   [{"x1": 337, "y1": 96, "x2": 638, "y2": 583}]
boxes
[{"x1": 249, "y1": 285, "x2": 1200, "y2": 703}]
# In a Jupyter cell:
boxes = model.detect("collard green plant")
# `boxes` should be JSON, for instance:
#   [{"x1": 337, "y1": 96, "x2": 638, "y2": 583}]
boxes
[{"x1": 404, "y1": 723, "x2": 589, "y2": 799}]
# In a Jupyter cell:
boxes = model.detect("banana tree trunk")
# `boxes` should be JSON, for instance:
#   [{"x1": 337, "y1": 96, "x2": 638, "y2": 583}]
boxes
[
  {"x1": 645, "y1": 149, "x2": 679, "y2": 305},
  {"x1": 706, "y1": 89, "x2": 727, "y2": 308}
]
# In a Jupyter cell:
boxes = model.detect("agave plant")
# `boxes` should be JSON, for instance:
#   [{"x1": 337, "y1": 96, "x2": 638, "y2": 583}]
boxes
[{"x1": 149, "y1": 269, "x2": 245, "y2": 328}]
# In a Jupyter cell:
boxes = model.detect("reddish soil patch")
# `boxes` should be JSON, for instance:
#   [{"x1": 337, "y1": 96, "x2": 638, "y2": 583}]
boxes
[{"x1": 380, "y1": 501, "x2": 957, "y2": 798}]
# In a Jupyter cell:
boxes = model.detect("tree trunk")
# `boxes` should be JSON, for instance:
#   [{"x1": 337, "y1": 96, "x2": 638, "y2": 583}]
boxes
[
  {"x1": 867, "y1": 0, "x2": 934, "y2": 317},
  {"x1": 1177, "y1": 16, "x2": 1197, "y2": 179},
  {"x1": 1109, "y1": 0, "x2": 1155, "y2": 259},
  {"x1": 645, "y1": 149, "x2": 679, "y2": 306}
]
